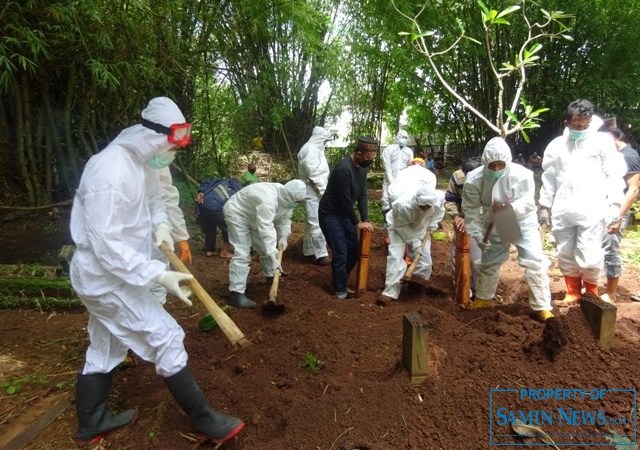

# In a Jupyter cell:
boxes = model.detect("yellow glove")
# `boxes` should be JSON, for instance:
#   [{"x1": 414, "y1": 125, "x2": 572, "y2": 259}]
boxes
[{"x1": 177, "y1": 240, "x2": 192, "y2": 264}]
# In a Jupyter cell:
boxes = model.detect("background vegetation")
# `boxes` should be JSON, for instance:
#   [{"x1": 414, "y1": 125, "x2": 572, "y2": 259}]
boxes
[{"x1": 1, "y1": 0, "x2": 640, "y2": 206}]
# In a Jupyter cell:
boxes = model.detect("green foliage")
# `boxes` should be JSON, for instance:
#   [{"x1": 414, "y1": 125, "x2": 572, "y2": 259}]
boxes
[
  {"x1": 290, "y1": 204, "x2": 307, "y2": 223},
  {"x1": 301, "y1": 352, "x2": 324, "y2": 374},
  {"x1": 2, "y1": 373, "x2": 49, "y2": 395}
]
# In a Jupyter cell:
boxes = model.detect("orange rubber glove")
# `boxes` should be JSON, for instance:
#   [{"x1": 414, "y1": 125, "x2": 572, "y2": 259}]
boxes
[{"x1": 177, "y1": 240, "x2": 192, "y2": 264}]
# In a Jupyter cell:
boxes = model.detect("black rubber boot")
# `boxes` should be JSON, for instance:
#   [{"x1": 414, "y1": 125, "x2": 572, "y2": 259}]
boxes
[
  {"x1": 164, "y1": 366, "x2": 245, "y2": 444},
  {"x1": 75, "y1": 372, "x2": 137, "y2": 446},
  {"x1": 228, "y1": 291, "x2": 257, "y2": 308}
]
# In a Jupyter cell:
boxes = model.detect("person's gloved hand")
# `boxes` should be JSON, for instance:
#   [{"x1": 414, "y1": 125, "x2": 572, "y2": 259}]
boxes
[
  {"x1": 607, "y1": 204, "x2": 621, "y2": 225},
  {"x1": 156, "y1": 271, "x2": 194, "y2": 306},
  {"x1": 177, "y1": 240, "x2": 192, "y2": 264},
  {"x1": 277, "y1": 237, "x2": 288, "y2": 252},
  {"x1": 154, "y1": 222, "x2": 174, "y2": 251},
  {"x1": 409, "y1": 239, "x2": 422, "y2": 254},
  {"x1": 270, "y1": 254, "x2": 283, "y2": 274},
  {"x1": 537, "y1": 208, "x2": 550, "y2": 226}
]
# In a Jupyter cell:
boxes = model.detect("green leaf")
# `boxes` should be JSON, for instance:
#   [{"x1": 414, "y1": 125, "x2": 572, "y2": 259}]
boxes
[
  {"x1": 504, "y1": 110, "x2": 519, "y2": 121},
  {"x1": 492, "y1": 18, "x2": 510, "y2": 25},
  {"x1": 520, "y1": 129, "x2": 530, "y2": 143},
  {"x1": 477, "y1": 0, "x2": 490, "y2": 15},
  {"x1": 496, "y1": 5, "x2": 521, "y2": 19}
]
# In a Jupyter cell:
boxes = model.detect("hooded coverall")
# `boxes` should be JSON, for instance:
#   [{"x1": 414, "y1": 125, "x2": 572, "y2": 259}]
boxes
[
  {"x1": 297, "y1": 126, "x2": 331, "y2": 260},
  {"x1": 223, "y1": 181, "x2": 306, "y2": 294},
  {"x1": 70, "y1": 98, "x2": 189, "y2": 377},
  {"x1": 381, "y1": 130, "x2": 413, "y2": 212},
  {"x1": 539, "y1": 117, "x2": 625, "y2": 285},
  {"x1": 383, "y1": 185, "x2": 445, "y2": 300},
  {"x1": 462, "y1": 137, "x2": 552, "y2": 311}
]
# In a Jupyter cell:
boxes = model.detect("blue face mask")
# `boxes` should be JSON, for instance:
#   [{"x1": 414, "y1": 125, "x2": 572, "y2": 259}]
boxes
[
  {"x1": 569, "y1": 129, "x2": 589, "y2": 141},
  {"x1": 285, "y1": 202, "x2": 297, "y2": 210},
  {"x1": 488, "y1": 169, "x2": 505, "y2": 180},
  {"x1": 146, "y1": 151, "x2": 176, "y2": 169}
]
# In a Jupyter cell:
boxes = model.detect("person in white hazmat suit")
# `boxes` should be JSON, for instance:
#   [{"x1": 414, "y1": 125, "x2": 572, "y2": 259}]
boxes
[
  {"x1": 297, "y1": 126, "x2": 332, "y2": 265},
  {"x1": 223, "y1": 179, "x2": 306, "y2": 308},
  {"x1": 381, "y1": 130, "x2": 414, "y2": 215},
  {"x1": 379, "y1": 184, "x2": 445, "y2": 304},
  {"x1": 69, "y1": 97, "x2": 244, "y2": 446},
  {"x1": 538, "y1": 100, "x2": 625, "y2": 306},
  {"x1": 462, "y1": 137, "x2": 554, "y2": 321}
]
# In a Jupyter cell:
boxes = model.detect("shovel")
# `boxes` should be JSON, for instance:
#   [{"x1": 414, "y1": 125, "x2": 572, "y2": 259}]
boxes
[
  {"x1": 160, "y1": 243, "x2": 250, "y2": 347},
  {"x1": 262, "y1": 245, "x2": 285, "y2": 315}
]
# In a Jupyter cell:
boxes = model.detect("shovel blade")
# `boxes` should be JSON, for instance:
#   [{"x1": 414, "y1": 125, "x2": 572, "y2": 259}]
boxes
[{"x1": 261, "y1": 301, "x2": 285, "y2": 315}]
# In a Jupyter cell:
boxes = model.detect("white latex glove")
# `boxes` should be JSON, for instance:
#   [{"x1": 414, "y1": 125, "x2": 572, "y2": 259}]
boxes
[
  {"x1": 154, "y1": 222, "x2": 174, "y2": 251},
  {"x1": 270, "y1": 254, "x2": 283, "y2": 274},
  {"x1": 156, "y1": 271, "x2": 194, "y2": 306},
  {"x1": 277, "y1": 237, "x2": 288, "y2": 252},
  {"x1": 607, "y1": 204, "x2": 621, "y2": 224}
]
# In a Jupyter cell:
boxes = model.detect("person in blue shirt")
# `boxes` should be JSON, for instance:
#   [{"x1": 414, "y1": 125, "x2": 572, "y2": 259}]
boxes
[{"x1": 195, "y1": 178, "x2": 243, "y2": 258}]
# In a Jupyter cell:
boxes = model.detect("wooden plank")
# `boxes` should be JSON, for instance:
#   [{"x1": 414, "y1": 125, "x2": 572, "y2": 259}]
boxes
[
  {"x1": 402, "y1": 312, "x2": 429, "y2": 385},
  {"x1": 454, "y1": 230, "x2": 471, "y2": 305},
  {"x1": 0, "y1": 391, "x2": 73, "y2": 450},
  {"x1": 580, "y1": 297, "x2": 617, "y2": 350},
  {"x1": 355, "y1": 228, "x2": 372, "y2": 297}
]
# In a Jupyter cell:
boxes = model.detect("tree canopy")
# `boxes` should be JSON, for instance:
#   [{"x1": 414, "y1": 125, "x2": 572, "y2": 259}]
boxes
[{"x1": 1, "y1": 0, "x2": 639, "y2": 205}]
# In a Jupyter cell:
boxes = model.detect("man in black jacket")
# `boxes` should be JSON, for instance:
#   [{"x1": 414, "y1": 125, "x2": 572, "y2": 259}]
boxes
[{"x1": 319, "y1": 136, "x2": 379, "y2": 299}]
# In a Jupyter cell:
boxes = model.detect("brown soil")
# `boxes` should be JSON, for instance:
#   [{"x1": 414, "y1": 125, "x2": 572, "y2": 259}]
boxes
[{"x1": 2, "y1": 202, "x2": 640, "y2": 450}]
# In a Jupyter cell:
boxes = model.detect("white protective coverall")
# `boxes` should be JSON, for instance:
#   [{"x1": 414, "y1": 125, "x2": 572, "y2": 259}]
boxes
[
  {"x1": 462, "y1": 137, "x2": 552, "y2": 311},
  {"x1": 149, "y1": 167, "x2": 190, "y2": 303},
  {"x1": 382, "y1": 184, "x2": 445, "y2": 300},
  {"x1": 539, "y1": 116, "x2": 626, "y2": 284},
  {"x1": 297, "y1": 126, "x2": 331, "y2": 259},
  {"x1": 70, "y1": 98, "x2": 189, "y2": 377},
  {"x1": 388, "y1": 164, "x2": 437, "y2": 200},
  {"x1": 381, "y1": 130, "x2": 414, "y2": 212},
  {"x1": 224, "y1": 180, "x2": 306, "y2": 293}
]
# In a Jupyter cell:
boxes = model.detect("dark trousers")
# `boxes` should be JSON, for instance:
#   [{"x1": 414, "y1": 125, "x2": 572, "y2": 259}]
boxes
[
  {"x1": 199, "y1": 209, "x2": 229, "y2": 253},
  {"x1": 319, "y1": 214, "x2": 358, "y2": 295}
]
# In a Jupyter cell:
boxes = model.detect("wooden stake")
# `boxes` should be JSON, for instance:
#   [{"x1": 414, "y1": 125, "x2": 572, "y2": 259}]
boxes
[
  {"x1": 454, "y1": 229, "x2": 471, "y2": 305},
  {"x1": 355, "y1": 227, "x2": 372, "y2": 297}
]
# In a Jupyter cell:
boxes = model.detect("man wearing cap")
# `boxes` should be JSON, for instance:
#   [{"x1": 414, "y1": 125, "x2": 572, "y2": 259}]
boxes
[
  {"x1": 319, "y1": 137, "x2": 379, "y2": 299},
  {"x1": 69, "y1": 97, "x2": 244, "y2": 446}
]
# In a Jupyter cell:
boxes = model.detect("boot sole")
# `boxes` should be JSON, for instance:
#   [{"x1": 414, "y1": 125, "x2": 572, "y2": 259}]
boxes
[
  {"x1": 75, "y1": 411, "x2": 138, "y2": 447},
  {"x1": 197, "y1": 421, "x2": 246, "y2": 448}
]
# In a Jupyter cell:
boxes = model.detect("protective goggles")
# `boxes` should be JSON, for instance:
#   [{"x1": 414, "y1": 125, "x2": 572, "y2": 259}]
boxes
[{"x1": 142, "y1": 119, "x2": 192, "y2": 147}]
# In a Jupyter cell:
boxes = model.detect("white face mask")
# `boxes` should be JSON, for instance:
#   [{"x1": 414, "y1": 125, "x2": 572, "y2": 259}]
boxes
[
  {"x1": 397, "y1": 137, "x2": 409, "y2": 147},
  {"x1": 146, "y1": 151, "x2": 176, "y2": 169}
]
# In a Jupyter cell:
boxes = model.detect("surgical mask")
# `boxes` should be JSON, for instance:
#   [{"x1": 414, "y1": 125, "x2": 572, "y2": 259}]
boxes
[
  {"x1": 146, "y1": 151, "x2": 176, "y2": 169},
  {"x1": 398, "y1": 137, "x2": 408, "y2": 147},
  {"x1": 285, "y1": 202, "x2": 297, "y2": 210},
  {"x1": 569, "y1": 129, "x2": 588, "y2": 141},
  {"x1": 488, "y1": 169, "x2": 505, "y2": 180}
]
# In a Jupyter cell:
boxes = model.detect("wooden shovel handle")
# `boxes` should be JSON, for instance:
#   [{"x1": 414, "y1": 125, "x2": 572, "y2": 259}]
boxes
[
  {"x1": 160, "y1": 243, "x2": 249, "y2": 348},
  {"x1": 404, "y1": 230, "x2": 431, "y2": 279},
  {"x1": 268, "y1": 245, "x2": 284, "y2": 302}
]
